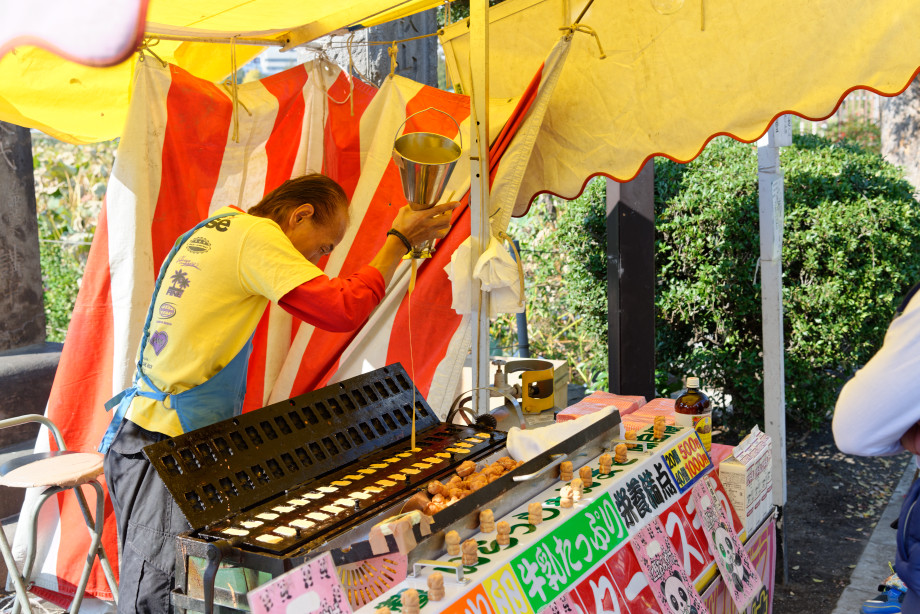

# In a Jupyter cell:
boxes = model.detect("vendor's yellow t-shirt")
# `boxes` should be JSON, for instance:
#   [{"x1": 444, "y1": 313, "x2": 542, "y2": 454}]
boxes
[{"x1": 126, "y1": 207, "x2": 322, "y2": 437}]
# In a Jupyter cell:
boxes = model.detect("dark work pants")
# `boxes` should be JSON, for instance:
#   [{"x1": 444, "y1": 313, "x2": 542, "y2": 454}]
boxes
[
  {"x1": 905, "y1": 589, "x2": 920, "y2": 613},
  {"x1": 103, "y1": 420, "x2": 190, "y2": 614}
]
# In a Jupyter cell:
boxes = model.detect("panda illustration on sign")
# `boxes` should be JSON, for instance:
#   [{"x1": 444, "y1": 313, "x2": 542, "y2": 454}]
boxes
[
  {"x1": 715, "y1": 522, "x2": 752, "y2": 593},
  {"x1": 660, "y1": 569, "x2": 699, "y2": 614}
]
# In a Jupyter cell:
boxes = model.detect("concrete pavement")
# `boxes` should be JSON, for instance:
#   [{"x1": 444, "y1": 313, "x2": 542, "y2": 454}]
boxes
[{"x1": 832, "y1": 461, "x2": 916, "y2": 614}]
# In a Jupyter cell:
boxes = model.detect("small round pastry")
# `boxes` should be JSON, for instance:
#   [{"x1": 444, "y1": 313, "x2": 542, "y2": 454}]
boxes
[{"x1": 457, "y1": 460, "x2": 477, "y2": 477}]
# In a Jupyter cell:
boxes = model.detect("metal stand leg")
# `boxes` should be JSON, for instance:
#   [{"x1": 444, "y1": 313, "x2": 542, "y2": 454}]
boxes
[
  {"x1": 775, "y1": 505, "x2": 788, "y2": 586},
  {"x1": 0, "y1": 521, "x2": 33, "y2": 614},
  {"x1": 87, "y1": 481, "x2": 119, "y2": 604},
  {"x1": 11, "y1": 488, "x2": 59, "y2": 614},
  {"x1": 70, "y1": 480, "x2": 119, "y2": 612}
]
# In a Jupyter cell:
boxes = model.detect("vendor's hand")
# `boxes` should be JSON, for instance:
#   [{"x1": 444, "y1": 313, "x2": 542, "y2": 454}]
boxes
[{"x1": 391, "y1": 201, "x2": 459, "y2": 246}]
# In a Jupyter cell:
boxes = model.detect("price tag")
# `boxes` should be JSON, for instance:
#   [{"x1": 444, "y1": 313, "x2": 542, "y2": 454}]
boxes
[
  {"x1": 661, "y1": 433, "x2": 712, "y2": 493},
  {"x1": 247, "y1": 552, "x2": 351, "y2": 614}
]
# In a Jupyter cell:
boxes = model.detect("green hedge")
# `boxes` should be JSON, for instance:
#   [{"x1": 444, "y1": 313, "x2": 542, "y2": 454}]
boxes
[
  {"x1": 33, "y1": 137, "x2": 115, "y2": 341},
  {"x1": 655, "y1": 135, "x2": 920, "y2": 431}
]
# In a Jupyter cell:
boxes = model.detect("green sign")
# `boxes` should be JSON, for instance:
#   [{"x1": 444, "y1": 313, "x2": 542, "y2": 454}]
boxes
[{"x1": 509, "y1": 492, "x2": 629, "y2": 611}]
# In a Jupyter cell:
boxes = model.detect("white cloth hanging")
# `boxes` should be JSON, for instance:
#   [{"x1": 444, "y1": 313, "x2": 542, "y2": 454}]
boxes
[{"x1": 447, "y1": 232, "x2": 525, "y2": 317}]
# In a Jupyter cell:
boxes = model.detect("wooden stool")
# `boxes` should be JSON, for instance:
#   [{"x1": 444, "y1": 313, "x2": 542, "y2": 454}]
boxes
[{"x1": 0, "y1": 415, "x2": 118, "y2": 614}]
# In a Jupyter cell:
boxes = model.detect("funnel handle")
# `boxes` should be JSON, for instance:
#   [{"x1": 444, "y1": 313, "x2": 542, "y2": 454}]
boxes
[{"x1": 394, "y1": 106, "x2": 463, "y2": 153}]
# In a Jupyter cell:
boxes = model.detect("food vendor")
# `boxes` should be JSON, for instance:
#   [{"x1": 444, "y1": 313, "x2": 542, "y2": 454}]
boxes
[{"x1": 97, "y1": 173, "x2": 457, "y2": 613}]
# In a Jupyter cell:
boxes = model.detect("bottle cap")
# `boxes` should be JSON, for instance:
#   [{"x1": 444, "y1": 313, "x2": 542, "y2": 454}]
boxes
[{"x1": 686, "y1": 376, "x2": 700, "y2": 388}]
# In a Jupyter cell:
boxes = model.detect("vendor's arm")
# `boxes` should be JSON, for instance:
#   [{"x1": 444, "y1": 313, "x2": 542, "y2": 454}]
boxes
[
  {"x1": 277, "y1": 202, "x2": 458, "y2": 331},
  {"x1": 371, "y1": 201, "x2": 458, "y2": 284},
  {"x1": 279, "y1": 266, "x2": 385, "y2": 332},
  {"x1": 833, "y1": 292, "x2": 920, "y2": 457}
]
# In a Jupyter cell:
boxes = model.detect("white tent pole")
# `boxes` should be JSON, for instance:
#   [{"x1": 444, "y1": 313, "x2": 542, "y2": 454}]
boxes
[
  {"x1": 469, "y1": 0, "x2": 492, "y2": 414},
  {"x1": 757, "y1": 116, "x2": 790, "y2": 582}
]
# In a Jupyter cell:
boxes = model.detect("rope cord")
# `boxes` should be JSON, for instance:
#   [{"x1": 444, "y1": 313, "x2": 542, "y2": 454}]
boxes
[
  {"x1": 315, "y1": 50, "x2": 353, "y2": 106},
  {"x1": 408, "y1": 258, "x2": 419, "y2": 449},
  {"x1": 559, "y1": 0, "x2": 605, "y2": 59},
  {"x1": 559, "y1": 23, "x2": 606, "y2": 59},
  {"x1": 345, "y1": 32, "x2": 367, "y2": 116},
  {"x1": 230, "y1": 36, "x2": 240, "y2": 143},
  {"x1": 138, "y1": 37, "x2": 167, "y2": 67},
  {"x1": 388, "y1": 41, "x2": 399, "y2": 77}
]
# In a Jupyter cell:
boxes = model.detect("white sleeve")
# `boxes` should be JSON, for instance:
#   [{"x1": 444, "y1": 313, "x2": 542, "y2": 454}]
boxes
[{"x1": 833, "y1": 294, "x2": 920, "y2": 457}]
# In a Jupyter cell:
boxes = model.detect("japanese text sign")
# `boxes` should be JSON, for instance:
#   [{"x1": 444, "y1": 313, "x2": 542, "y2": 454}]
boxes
[{"x1": 510, "y1": 492, "x2": 629, "y2": 611}]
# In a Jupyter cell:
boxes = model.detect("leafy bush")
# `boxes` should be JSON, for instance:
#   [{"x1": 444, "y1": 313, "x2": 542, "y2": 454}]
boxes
[
  {"x1": 831, "y1": 117, "x2": 881, "y2": 154},
  {"x1": 32, "y1": 137, "x2": 116, "y2": 341},
  {"x1": 656, "y1": 135, "x2": 920, "y2": 431}
]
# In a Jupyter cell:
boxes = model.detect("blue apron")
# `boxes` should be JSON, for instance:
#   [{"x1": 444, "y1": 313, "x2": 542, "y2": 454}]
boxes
[{"x1": 99, "y1": 211, "x2": 252, "y2": 453}]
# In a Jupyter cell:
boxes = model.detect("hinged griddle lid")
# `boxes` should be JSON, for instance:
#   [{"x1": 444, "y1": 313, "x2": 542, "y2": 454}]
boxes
[{"x1": 143, "y1": 364, "x2": 440, "y2": 529}]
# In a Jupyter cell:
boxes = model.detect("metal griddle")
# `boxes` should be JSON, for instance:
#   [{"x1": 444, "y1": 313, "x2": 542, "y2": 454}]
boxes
[
  {"x1": 146, "y1": 364, "x2": 622, "y2": 614},
  {"x1": 143, "y1": 364, "x2": 510, "y2": 613}
]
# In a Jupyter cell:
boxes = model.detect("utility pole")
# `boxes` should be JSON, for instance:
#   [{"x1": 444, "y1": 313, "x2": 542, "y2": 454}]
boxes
[
  {"x1": 325, "y1": 9, "x2": 439, "y2": 88},
  {"x1": 0, "y1": 121, "x2": 60, "y2": 467},
  {"x1": 0, "y1": 121, "x2": 45, "y2": 351},
  {"x1": 606, "y1": 165, "x2": 656, "y2": 401}
]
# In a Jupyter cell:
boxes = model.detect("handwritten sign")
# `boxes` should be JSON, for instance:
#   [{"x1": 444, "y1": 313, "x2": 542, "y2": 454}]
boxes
[
  {"x1": 631, "y1": 517, "x2": 710, "y2": 614},
  {"x1": 661, "y1": 432, "x2": 711, "y2": 493},
  {"x1": 692, "y1": 479, "x2": 763, "y2": 611},
  {"x1": 248, "y1": 552, "x2": 352, "y2": 614}
]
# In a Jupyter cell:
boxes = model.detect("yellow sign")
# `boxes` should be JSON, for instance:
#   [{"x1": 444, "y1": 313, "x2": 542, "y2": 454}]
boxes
[
  {"x1": 482, "y1": 564, "x2": 534, "y2": 614},
  {"x1": 661, "y1": 431, "x2": 712, "y2": 493}
]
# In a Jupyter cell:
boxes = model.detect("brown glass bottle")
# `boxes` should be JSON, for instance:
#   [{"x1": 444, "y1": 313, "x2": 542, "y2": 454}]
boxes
[{"x1": 675, "y1": 376, "x2": 712, "y2": 451}]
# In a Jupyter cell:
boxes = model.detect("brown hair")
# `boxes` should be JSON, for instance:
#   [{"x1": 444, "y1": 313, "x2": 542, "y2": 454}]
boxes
[{"x1": 248, "y1": 173, "x2": 348, "y2": 227}]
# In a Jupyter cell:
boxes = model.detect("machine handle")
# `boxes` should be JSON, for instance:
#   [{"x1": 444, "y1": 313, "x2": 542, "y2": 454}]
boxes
[
  {"x1": 410, "y1": 560, "x2": 469, "y2": 585},
  {"x1": 394, "y1": 106, "x2": 463, "y2": 153},
  {"x1": 512, "y1": 452, "x2": 568, "y2": 482},
  {"x1": 447, "y1": 386, "x2": 526, "y2": 430}
]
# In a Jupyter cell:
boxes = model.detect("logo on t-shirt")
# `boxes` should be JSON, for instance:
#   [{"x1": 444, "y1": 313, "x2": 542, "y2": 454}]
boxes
[
  {"x1": 150, "y1": 331, "x2": 168, "y2": 355},
  {"x1": 158, "y1": 302, "x2": 177, "y2": 319},
  {"x1": 206, "y1": 218, "x2": 232, "y2": 232},
  {"x1": 187, "y1": 237, "x2": 211, "y2": 254},
  {"x1": 166, "y1": 269, "x2": 191, "y2": 299}
]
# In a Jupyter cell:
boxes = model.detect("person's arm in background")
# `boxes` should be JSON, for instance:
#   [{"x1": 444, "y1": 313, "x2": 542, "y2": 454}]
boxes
[{"x1": 833, "y1": 294, "x2": 920, "y2": 457}]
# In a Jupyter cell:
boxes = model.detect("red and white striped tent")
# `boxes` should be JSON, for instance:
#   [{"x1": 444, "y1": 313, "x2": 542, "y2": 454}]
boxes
[
  {"x1": 7, "y1": 0, "x2": 920, "y2": 607},
  {"x1": 13, "y1": 45, "x2": 563, "y2": 606}
]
